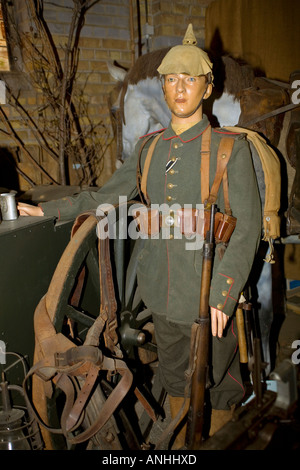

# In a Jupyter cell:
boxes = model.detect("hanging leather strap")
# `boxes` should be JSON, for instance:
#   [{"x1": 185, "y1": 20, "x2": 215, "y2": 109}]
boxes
[{"x1": 72, "y1": 212, "x2": 119, "y2": 354}]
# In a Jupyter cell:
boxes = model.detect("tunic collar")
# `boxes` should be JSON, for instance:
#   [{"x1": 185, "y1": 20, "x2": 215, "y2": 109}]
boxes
[{"x1": 162, "y1": 114, "x2": 210, "y2": 142}]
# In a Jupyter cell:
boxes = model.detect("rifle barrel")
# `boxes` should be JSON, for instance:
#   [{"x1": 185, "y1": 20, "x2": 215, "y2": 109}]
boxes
[{"x1": 185, "y1": 204, "x2": 216, "y2": 449}]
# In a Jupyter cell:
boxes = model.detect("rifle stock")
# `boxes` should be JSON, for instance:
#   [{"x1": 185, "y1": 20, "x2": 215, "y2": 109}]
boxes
[{"x1": 185, "y1": 204, "x2": 216, "y2": 450}]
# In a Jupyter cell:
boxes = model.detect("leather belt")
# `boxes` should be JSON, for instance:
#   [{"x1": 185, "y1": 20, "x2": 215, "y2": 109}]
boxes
[
  {"x1": 131, "y1": 206, "x2": 236, "y2": 244},
  {"x1": 131, "y1": 207, "x2": 203, "y2": 237}
]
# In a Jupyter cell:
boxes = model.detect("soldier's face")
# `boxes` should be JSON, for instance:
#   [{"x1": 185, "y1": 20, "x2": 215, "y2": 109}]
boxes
[{"x1": 163, "y1": 73, "x2": 212, "y2": 120}]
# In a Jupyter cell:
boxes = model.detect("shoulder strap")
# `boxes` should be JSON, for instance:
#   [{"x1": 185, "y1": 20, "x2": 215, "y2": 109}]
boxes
[
  {"x1": 200, "y1": 125, "x2": 211, "y2": 204},
  {"x1": 137, "y1": 132, "x2": 163, "y2": 206},
  {"x1": 208, "y1": 136, "x2": 235, "y2": 215},
  {"x1": 141, "y1": 133, "x2": 162, "y2": 204},
  {"x1": 201, "y1": 127, "x2": 235, "y2": 215}
]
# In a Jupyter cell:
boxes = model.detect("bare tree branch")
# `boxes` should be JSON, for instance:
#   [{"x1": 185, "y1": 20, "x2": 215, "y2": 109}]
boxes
[
  {"x1": 0, "y1": 106, "x2": 59, "y2": 184},
  {"x1": 5, "y1": 85, "x2": 59, "y2": 163},
  {"x1": 1, "y1": 0, "x2": 105, "y2": 186}
]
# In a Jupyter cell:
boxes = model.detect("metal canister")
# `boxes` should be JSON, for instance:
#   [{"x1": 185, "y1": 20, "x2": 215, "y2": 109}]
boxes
[{"x1": 0, "y1": 192, "x2": 18, "y2": 221}]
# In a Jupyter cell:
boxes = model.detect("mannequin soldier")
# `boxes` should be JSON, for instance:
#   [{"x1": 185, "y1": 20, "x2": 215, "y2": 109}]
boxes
[{"x1": 18, "y1": 25, "x2": 261, "y2": 448}]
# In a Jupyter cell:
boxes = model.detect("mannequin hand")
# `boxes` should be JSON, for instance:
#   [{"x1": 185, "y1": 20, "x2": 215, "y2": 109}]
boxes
[
  {"x1": 18, "y1": 202, "x2": 44, "y2": 217},
  {"x1": 210, "y1": 307, "x2": 229, "y2": 338}
]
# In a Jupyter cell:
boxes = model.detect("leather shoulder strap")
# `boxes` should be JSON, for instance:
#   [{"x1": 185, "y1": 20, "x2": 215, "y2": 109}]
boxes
[
  {"x1": 137, "y1": 131, "x2": 163, "y2": 206},
  {"x1": 207, "y1": 136, "x2": 235, "y2": 214},
  {"x1": 200, "y1": 125, "x2": 212, "y2": 204},
  {"x1": 141, "y1": 132, "x2": 162, "y2": 203}
]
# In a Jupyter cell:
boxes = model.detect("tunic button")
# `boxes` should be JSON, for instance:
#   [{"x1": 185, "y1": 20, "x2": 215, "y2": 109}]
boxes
[
  {"x1": 222, "y1": 290, "x2": 228, "y2": 297},
  {"x1": 166, "y1": 195, "x2": 172, "y2": 201},
  {"x1": 174, "y1": 143, "x2": 179, "y2": 149},
  {"x1": 169, "y1": 234, "x2": 174, "y2": 239},
  {"x1": 167, "y1": 183, "x2": 174, "y2": 189},
  {"x1": 171, "y1": 157, "x2": 177, "y2": 162},
  {"x1": 226, "y1": 278, "x2": 233, "y2": 285},
  {"x1": 169, "y1": 169, "x2": 175, "y2": 175},
  {"x1": 217, "y1": 303, "x2": 223, "y2": 310},
  {"x1": 165, "y1": 215, "x2": 174, "y2": 226}
]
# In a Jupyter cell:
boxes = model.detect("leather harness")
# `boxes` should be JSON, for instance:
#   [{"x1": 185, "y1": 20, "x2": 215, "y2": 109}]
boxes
[{"x1": 23, "y1": 211, "x2": 156, "y2": 447}]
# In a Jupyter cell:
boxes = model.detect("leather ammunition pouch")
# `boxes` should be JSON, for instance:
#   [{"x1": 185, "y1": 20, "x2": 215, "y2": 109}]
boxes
[
  {"x1": 214, "y1": 212, "x2": 237, "y2": 244},
  {"x1": 131, "y1": 206, "x2": 236, "y2": 244},
  {"x1": 131, "y1": 207, "x2": 201, "y2": 237}
]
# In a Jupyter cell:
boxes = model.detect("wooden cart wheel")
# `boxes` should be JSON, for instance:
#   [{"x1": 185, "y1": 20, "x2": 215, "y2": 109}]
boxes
[{"x1": 38, "y1": 204, "x2": 165, "y2": 449}]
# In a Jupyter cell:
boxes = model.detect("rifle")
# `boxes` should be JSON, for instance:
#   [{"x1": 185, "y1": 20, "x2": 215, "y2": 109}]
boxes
[{"x1": 185, "y1": 203, "x2": 216, "y2": 450}]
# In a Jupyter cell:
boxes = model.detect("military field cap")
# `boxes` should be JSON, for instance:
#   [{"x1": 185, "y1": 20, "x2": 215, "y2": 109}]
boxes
[{"x1": 157, "y1": 24, "x2": 213, "y2": 82}]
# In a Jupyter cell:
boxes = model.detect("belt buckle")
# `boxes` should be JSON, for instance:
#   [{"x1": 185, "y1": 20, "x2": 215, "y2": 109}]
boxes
[
  {"x1": 161, "y1": 210, "x2": 181, "y2": 229},
  {"x1": 162, "y1": 210, "x2": 176, "y2": 228}
]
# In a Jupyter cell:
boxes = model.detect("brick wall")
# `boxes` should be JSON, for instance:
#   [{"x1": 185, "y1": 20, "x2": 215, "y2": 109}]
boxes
[{"x1": 0, "y1": 0, "x2": 216, "y2": 193}]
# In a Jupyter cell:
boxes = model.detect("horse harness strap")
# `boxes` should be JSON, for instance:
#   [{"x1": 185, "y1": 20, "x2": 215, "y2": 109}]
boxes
[
  {"x1": 24, "y1": 338, "x2": 135, "y2": 444},
  {"x1": 25, "y1": 211, "x2": 157, "y2": 447},
  {"x1": 70, "y1": 212, "x2": 119, "y2": 353}
]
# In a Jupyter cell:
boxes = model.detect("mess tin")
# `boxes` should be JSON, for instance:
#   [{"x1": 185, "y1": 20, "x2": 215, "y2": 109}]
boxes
[{"x1": 0, "y1": 192, "x2": 18, "y2": 221}]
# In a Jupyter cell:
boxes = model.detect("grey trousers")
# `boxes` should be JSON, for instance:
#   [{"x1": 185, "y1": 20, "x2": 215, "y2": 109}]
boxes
[{"x1": 152, "y1": 312, "x2": 245, "y2": 410}]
